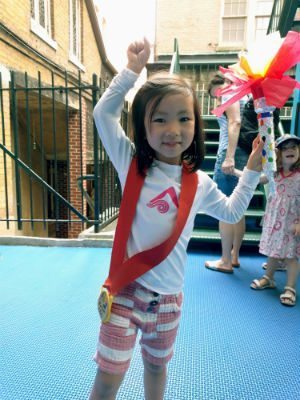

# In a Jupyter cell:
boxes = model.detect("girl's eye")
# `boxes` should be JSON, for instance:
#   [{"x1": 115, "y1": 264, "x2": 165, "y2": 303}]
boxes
[
  {"x1": 282, "y1": 145, "x2": 297, "y2": 151},
  {"x1": 152, "y1": 118, "x2": 165, "y2": 123},
  {"x1": 180, "y1": 116, "x2": 191, "y2": 122}
]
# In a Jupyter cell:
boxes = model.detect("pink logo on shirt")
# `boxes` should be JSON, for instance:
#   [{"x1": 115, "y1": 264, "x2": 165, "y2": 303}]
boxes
[{"x1": 147, "y1": 187, "x2": 179, "y2": 214}]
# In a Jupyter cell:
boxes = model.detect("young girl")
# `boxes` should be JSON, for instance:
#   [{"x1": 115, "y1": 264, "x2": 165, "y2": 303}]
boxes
[
  {"x1": 249, "y1": 134, "x2": 300, "y2": 306},
  {"x1": 89, "y1": 38, "x2": 264, "y2": 400}
]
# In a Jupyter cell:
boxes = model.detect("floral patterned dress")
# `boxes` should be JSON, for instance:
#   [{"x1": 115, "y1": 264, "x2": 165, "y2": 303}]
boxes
[{"x1": 259, "y1": 169, "x2": 300, "y2": 259}]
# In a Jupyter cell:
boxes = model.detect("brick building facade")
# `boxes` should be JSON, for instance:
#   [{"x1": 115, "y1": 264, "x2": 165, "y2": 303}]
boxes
[
  {"x1": 149, "y1": 0, "x2": 275, "y2": 95},
  {"x1": 0, "y1": 0, "x2": 116, "y2": 238}
]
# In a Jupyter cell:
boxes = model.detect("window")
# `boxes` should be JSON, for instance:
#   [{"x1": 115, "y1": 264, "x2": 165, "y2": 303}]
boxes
[
  {"x1": 222, "y1": 0, "x2": 247, "y2": 44},
  {"x1": 30, "y1": 0, "x2": 56, "y2": 48},
  {"x1": 255, "y1": 16, "x2": 270, "y2": 40},
  {"x1": 69, "y1": 0, "x2": 83, "y2": 67},
  {"x1": 255, "y1": 1, "x2": 273, "y2": 40}
]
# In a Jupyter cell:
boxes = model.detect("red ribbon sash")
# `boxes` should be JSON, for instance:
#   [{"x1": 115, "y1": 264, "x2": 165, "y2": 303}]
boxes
[{"x1": 103, "y1": 158, "x2": 198, "y2": 295}]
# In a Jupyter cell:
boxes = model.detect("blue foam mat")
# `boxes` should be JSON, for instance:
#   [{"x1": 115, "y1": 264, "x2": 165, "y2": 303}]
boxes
[{"x1": 0, "y1": 245, "x2": 299, "y2": 400}]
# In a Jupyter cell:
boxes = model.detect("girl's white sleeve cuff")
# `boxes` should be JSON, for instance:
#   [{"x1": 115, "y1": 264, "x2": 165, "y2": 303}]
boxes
[{"x1": 240, "y1": 167, "x2": 261, "y2": 188}]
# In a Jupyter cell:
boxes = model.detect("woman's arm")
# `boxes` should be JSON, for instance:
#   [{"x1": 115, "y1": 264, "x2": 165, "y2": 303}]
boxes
[{"x1": 222, "y1": 100, "x2": 241, "y2": 174}]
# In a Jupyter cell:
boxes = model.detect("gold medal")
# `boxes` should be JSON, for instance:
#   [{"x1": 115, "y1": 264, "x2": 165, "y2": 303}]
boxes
[{"x1": 98, "y1": 287, "x2": 114, "y2": 323}]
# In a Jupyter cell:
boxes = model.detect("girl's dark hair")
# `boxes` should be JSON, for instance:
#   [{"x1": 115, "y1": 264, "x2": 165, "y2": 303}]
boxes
[
  {"x1": 131, "y1": 71, "x2": 205, "y2": 175},
  {"x1": 276, "y1": 142, "x2": 300, "y2": 174},
  {"x1": 207, "y1": 72, "x2": 225, "y2": 97}
]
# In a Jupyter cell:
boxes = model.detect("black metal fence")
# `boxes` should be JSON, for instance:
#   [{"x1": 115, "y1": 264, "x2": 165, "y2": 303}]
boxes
[{"x1": 0, "y1": 69, "x2": 128, "y2": 238}]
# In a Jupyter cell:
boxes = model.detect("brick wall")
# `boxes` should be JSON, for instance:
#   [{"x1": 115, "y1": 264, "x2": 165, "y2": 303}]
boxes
[
  {"x1": 0, "y1": 71, "x2": 16, "y2": 235},
  {"x1": 0, "y1": 0, "x2": 104, "y2": 86},
  {"x1": 68, "y1": 100, "x2": 87, "y2": 238},
  {"x1": 155, "y1": 0, "x2": 221, "y2": 56},
  {"x1": 0, "y1": 0, "x2": 112, "y2": 238}
]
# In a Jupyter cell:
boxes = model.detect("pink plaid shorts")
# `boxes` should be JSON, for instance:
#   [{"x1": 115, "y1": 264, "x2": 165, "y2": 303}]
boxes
[{"x1": 93, "y1": 281, "x2": 183, "y2": 375}]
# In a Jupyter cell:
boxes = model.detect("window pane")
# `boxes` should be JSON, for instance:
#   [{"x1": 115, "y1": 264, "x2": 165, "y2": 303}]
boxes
[
  {"x1": 256, "y1": 0, "x2": 273, "y2": 15},
  {"x1": 223, "y1": 17, "x2": 245, "y2": 42},
  {"x1": 72, "y1": 0, "x2": 77, "y2": 54},
  {"x1": 224, "y1": 0, "x2": 247, "y2": 16},
  {"x1": 39, "y1": 0, "x2": 45, "y2": 28},
  {"x1": 70, "y1": 0, "x2": 81, "y2": 58},
  {"x1": 30, "y1": 0, "x2": 35, "y2": 18}
]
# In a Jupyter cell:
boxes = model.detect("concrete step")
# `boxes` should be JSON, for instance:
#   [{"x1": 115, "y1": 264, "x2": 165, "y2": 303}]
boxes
[{"x1": 190, "y1": 228, "x2": 261, "y2": 245}]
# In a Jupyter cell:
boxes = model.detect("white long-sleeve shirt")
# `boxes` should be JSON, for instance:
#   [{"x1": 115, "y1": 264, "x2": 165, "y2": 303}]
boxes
[{"x1": 93, "y1": 68, "x2": 260, "y2": 294}]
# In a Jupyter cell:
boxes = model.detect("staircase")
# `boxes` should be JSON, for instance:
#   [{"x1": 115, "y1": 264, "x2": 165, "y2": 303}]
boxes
[{"x1": 190, "y1": 115, "x2": 267, "y2": 247}]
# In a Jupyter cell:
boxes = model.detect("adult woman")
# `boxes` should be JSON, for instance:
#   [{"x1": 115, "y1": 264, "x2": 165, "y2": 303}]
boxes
[{"x1": 205, "y1": 73, "x2": 249, "y2": 273}]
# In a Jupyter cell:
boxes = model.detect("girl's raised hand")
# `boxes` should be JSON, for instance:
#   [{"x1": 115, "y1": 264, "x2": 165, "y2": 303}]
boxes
[
  {"x1": 127, "y1": 38, "x2": 151, "y2": 74},
  {"x1": 246, "y1": 134, "x2": 265, "y2": 172}
]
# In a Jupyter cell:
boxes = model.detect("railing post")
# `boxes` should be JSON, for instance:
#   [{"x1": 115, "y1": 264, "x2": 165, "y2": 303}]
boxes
[
  {"x1": 10, "y1": 72, "x2": 22, "y2": 229},
  {"x1": 170, "y1": 38, "x2": 180, "y2": 74},
  {"x1": 291, "y1": 63, "x2": 300, "y2": 136},
  {"x1": 92, "y1": 73, "x2": 100, "y2": 233}
]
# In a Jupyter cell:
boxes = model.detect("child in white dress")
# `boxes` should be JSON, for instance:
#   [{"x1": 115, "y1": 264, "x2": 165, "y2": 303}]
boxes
[{"x1": 250, "y1": 134, "x2": 300, "y2": 306}]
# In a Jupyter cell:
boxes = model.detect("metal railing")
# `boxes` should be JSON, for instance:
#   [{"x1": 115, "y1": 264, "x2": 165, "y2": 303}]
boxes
[
  {"x1": 0, "y1": 69, "x2": 126, "y2": 237},
  {"x1": 268, "y1": 0, "x2": 300, "y2": 36}
]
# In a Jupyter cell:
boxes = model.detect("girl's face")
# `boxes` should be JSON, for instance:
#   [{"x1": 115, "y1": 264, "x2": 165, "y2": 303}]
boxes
[
  {"x1": 279, "y1": 141, "x2": 300, "y2": 169},
  {"x1": 144, "y1": 93, "x2": 195, "y2": 165}
]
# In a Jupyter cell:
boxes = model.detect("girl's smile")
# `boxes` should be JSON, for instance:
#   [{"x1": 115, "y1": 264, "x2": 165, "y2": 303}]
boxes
[{"x1": 145, "y1": 93, "x2": 195, "y2": 165}]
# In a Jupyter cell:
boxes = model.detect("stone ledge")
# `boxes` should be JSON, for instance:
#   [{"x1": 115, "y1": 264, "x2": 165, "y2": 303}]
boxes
[
  {"x1": 0, "y1": 220, "x2": 117, "y2": 248},
  {"x1": 0, "y1": 235, "x2": 113, "y2": 248}
]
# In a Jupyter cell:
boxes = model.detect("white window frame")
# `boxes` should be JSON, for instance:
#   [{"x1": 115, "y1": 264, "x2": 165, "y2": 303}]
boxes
[
  {"x1": 254, "y1": 0, "x2": 273, "y2": 40},
  {"x1": 219, "y1": 0, "x2": 248, "y2": 48},
  {"x1": 69, "y1": 0, "x2": 85, "y2": 70},
  {"x1": 30, "y1": 0, "x2": 57, "y2": 49}
]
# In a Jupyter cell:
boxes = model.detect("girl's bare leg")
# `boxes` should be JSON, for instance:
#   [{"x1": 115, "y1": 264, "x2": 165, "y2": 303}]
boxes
[
  {"x1": 251, "y1": 257, "x2": 279, "y2": 288},
  {"x1": 285, "y1": 258, "x2": 300, "y2": 288},
  {"x1": 280, "y1": 258, "x2": 300, "y2": 305},
  {"x1": 263, "y1": 257, "x2": 280, "y2": 279},
  {"x1": 89, "y1": 369, "x2": 125, "y2": 400},
  {"x1": 143, "y1": 358, "x2": 167, "y2": 400}
]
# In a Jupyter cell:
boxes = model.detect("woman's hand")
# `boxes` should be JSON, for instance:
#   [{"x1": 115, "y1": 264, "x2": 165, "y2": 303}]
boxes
[
  {"x1": 246, "y1": 135, "x2": 265, "y2": 172},
  {"x1": 221, "y1": 157, "x2": 235, "y2": 175},
  {"x1": 127, "y1": 37, "x2": 151, "y2": 74}
]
